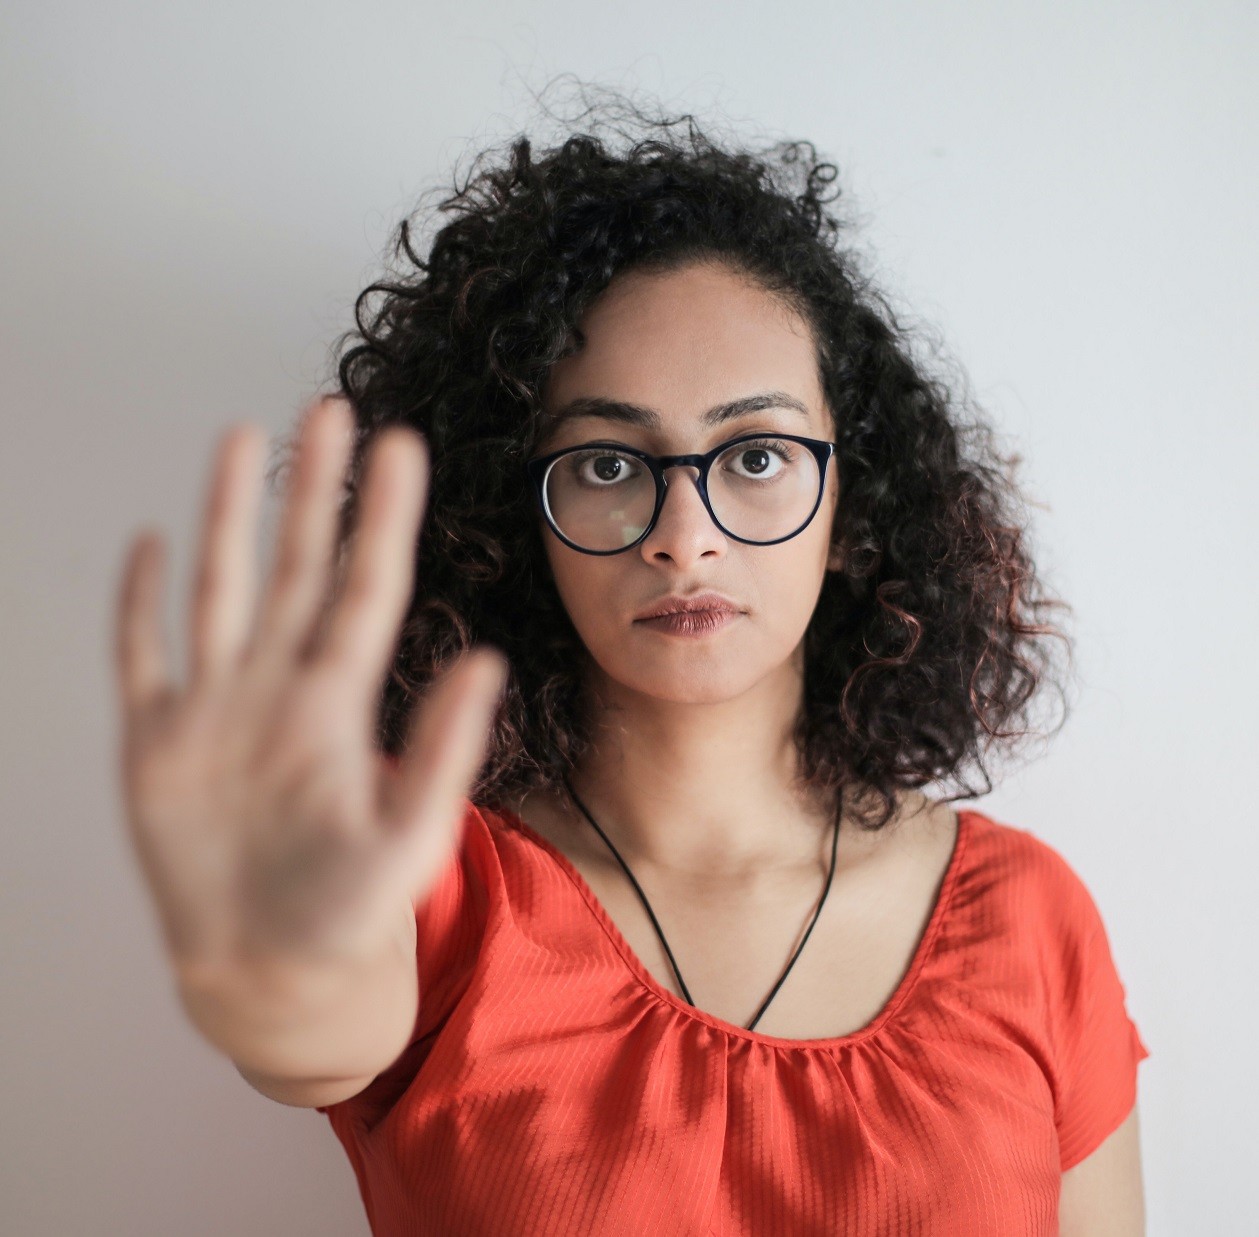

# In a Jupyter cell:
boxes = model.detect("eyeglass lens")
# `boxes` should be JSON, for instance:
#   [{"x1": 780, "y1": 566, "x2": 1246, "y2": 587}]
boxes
[{"x1": 542, "y1": 437, "x2": 821, "y2": 551}]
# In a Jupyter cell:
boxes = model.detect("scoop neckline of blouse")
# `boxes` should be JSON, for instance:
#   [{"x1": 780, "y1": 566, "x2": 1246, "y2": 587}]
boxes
[{"x1": 490, "y1": 802, "x2": 974, "y2": 1052}]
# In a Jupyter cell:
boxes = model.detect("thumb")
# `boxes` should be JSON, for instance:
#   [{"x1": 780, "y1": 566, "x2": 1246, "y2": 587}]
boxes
[{"x1": 382, "y1": 647, "x2": 509, "y2": 899}]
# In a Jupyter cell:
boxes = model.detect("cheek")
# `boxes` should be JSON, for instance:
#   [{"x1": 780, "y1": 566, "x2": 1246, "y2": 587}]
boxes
[
  {"x1": 544, "y1": 542, "x2": 620, "y2": 630},
  {"x1": 750, "y1": 538, "x2": 833, "y2": 644}
]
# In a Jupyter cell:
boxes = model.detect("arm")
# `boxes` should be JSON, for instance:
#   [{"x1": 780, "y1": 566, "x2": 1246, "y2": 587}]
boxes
[{"x1": 1059, "y1": 1103, "x2": 1146, "y2": 1237}]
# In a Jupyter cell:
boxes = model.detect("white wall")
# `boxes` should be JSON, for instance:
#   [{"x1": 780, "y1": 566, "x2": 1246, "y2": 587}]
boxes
[{"x1": 3, "y1": 2, "x2": 1252, "y2": 1232}]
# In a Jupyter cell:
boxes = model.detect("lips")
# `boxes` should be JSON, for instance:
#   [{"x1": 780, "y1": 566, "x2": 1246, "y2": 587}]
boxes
[{"x1": 633, "y1": 592, "x2": 743, "y2": 621}]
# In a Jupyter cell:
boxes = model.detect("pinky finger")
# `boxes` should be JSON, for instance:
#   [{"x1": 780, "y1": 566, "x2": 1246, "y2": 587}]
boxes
[{"x1": 115, "y1": 531, "x2": 176, "y2": 719}]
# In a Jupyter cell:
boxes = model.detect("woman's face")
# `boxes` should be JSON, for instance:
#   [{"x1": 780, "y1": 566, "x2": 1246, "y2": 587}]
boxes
[{"x1": 536, "y1": 259, "x2": 842, "y2": 707}]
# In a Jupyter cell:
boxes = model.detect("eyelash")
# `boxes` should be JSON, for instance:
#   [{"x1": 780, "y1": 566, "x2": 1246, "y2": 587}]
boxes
[
  {"x1": 735, "y1": 437, "x2": 798, "y2": 462},
  {"x1": 567, "y1": 437, "x2": 798, "y2": 464}
]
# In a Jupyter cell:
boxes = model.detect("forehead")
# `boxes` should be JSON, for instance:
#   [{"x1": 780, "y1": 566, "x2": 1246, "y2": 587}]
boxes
[{"x1": 541, "y1": 261, "x2": 827, "y2": 437}]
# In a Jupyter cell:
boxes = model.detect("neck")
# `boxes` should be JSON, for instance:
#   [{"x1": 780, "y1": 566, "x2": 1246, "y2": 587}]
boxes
[{"x1": 566, "y1": 655, "x2": 840, "y2": 884}]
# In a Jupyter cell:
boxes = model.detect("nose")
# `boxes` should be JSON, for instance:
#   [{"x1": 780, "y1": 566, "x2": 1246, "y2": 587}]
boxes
[{"x1": 637, "y1": 464, "x2": 727, "y2": 568}]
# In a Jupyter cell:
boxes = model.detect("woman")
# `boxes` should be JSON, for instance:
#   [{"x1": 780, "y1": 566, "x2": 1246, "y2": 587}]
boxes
[{"x1": 114, "y1": 90, "x2": 1149, "y2": 1235}]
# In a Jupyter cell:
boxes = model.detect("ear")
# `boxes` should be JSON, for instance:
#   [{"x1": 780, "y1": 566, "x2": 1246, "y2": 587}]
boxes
[{"x1": 826, "y1": 544, "x2": 845, "y2": 572}]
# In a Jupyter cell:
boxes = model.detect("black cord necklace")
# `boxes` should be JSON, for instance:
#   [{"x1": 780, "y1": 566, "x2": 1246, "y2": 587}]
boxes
[{"x1": 560, "y1": 776, "x2": 843, "y2": 1032}]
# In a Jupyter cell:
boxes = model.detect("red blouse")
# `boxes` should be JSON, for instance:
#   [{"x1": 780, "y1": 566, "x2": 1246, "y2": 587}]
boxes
[{"x1": 317, "y1": 801, "x2": 1150, "y2": 1235}]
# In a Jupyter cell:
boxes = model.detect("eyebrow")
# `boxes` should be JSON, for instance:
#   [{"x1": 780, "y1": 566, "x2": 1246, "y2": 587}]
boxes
[{"x1": 544, "y1": 390, "x2": 812, "y2": 431}]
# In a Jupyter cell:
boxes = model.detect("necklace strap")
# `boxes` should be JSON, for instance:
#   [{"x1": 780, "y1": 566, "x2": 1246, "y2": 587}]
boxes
[{"x1": 560, "y1": 776, "x2": 843, "y2": 1032}]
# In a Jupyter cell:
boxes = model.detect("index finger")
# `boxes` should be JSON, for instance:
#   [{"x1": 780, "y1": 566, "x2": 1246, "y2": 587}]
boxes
[{"x1": 317, "y1": 426, "x2": 429, "y2": 684}]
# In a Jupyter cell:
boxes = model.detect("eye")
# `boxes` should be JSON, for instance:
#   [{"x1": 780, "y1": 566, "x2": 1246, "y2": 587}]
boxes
[
  {"x1": 569, "y1": 449, "x2": 644, "y2": 487},
  {"x1": 720, "y1": 438, "x2": 796, "y2": 480}
]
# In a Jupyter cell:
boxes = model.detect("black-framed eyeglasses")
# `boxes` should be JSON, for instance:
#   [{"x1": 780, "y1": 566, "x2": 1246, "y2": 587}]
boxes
[{"x1": 525, "y1": 432, "x2": 837, "y2": 555}]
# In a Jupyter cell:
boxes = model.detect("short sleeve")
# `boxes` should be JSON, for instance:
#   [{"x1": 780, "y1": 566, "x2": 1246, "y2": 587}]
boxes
[
  {"x1": 377, "y1": 751, "x2": 495, "y2": 1045},
  {"x1": 409, "y1": 798, "x2": 494, "y2": 1043},
  {"x1": 315, "y1": 794, "x2": 493, "y2": 1125},
  {"x1": 1040, "y1": 846, "x2": 1152, "y2": 1171}
]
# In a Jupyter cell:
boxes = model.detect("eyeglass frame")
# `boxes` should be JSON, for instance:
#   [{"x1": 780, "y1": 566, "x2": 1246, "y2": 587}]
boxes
[{"x1": 525, "y1": 431, "x2": 838, "y2": 556}]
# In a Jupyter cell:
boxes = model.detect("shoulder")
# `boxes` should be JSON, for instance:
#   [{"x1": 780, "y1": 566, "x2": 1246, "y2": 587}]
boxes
[
  {"x1": 945, "y1": 810, "x2": 1148, "y2": 1072},
  {"x1": 460, "y1": 797, "x2": 569, "y2": 879},
  {"x1": 953, "y1": 807, "x2": 1112, "y2": 946},
  {"x1": 958, "y1": 807, "x2": 1091, "y2": 891}
]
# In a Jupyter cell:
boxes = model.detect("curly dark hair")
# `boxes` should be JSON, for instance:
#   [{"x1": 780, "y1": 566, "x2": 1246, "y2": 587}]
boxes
[{"x1": 271, "y1": 79, "x2": 1074, "y2": 833}]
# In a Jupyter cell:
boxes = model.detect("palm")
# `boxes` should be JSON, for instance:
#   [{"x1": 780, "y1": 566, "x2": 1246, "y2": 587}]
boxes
[{"x1": 113, "y1": 396, "x2": 506, "y2": 979}]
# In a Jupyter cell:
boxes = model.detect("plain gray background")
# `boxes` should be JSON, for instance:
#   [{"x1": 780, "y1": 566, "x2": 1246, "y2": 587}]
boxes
[{"x1": 3, "y1": 2, "x2": 1253, "y2": 1233}]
